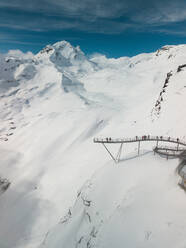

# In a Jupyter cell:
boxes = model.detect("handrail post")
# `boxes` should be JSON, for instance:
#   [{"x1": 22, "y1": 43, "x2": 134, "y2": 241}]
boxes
[{"x1": 166, "y1": 149, "x2": 168, "y2": 160}]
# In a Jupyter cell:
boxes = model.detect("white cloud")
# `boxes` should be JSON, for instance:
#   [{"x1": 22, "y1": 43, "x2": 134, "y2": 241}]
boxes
[{"x1": 7, "y1": 49, "x2": 34, "y2": 58}]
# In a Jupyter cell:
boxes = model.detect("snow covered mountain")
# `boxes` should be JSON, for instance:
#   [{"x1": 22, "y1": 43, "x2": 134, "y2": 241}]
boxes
[{"x1": 1, "y1": 41, "x2": 186, "y2": 248}]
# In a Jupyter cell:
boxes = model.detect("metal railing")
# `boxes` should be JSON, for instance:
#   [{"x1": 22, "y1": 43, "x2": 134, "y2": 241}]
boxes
[{"x1": 93, "y1": 136, "x2": 186, "y2": 146}]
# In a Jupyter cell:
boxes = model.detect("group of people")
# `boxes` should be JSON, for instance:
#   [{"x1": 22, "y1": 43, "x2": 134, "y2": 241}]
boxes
[
  {"x1": 104, "y1": 136, "x2": 180, "y2": 142},
  {"x1": 140, "y1": 135, "x2": 150, "y2": 140},
  {"x1": 135, "y1": 135, "x2": 180, "y2": 142},
  {"x1": 135, "y1": 135, "x2": 151, "y2": 140}
]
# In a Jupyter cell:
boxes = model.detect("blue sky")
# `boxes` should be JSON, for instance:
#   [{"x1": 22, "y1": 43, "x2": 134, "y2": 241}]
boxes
[{"x1": 1, "y1": 0, "x2": 186, "y2": 57}]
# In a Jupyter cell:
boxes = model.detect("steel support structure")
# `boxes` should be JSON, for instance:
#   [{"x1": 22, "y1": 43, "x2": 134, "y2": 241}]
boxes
[{"x1": 102, "y1": 142, "x2": 124, "y2": 163}]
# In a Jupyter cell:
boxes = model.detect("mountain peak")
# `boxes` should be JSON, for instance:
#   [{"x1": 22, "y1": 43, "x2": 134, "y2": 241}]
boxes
[
  {"x1": 52, "y1": 40, "x2": 85, "y2": 60},
  {"x1": 52, "y1": 40, "x2": 72, "y2": 49},
  {"x1": 37, "y1": 40, "x2": 85, "y2": 64}
]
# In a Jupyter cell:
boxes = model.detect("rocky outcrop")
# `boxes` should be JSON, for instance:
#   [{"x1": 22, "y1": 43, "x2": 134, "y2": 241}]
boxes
[
  {"x1": 151, "y1": 71, "x2": 172, "y2": 118},
  {"x1": 0, "y1": 177, "x2": 10, "y2": 195},
  {"x1": 177, "y1": 64, "x2": 186, "y2": 73}
]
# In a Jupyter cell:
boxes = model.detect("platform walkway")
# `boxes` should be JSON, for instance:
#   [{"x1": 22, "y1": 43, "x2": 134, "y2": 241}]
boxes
[
  {"x1": 93, "y1": 136, "x2": 186, "y2": 146},
  {"x1": 153, "y1": 146, "x2": 186, "y2": 158},
  {"x1": 94, "y1": 135, "x2": 186, "y2": 190},
  {"x1": 93, "y1": 135, "x2": 186, "y2": 163}
]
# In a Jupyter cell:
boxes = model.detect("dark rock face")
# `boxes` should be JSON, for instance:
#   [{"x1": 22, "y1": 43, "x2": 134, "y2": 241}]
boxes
[
  {"x1": 0, "y1": 177, "x2": 10, "y2": 194},
  {"x1": 177, "y1": 64, "x2": 186, "y2": 73},
  {"x1": 152, "y1": 71, "x2": 172, "y2": 118}
]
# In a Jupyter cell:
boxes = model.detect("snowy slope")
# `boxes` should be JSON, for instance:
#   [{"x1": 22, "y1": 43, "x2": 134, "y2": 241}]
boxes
[{"x1": 1, "y1": 42, "x2": 186, "y2": 248}]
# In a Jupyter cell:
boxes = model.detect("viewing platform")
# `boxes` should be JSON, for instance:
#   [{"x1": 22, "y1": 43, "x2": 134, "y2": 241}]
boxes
[
  {"x1": 93, "y1": 136, "x2": 186, "y2": 147},
  {"x1": 94, "y1": 135, "x2": 186, "y2": 190},
  {"x1": 93, "y1": 135, "x2": 186, "y2": 163}
]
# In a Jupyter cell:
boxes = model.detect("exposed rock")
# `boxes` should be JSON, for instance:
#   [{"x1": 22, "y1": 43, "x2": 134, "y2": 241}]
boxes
[
  {"x1": 177, "y1": 64, "x2": 186, "y2": 72},
  {"x1": 0, "y1": 177, "x2": 10, "y2": 194}
]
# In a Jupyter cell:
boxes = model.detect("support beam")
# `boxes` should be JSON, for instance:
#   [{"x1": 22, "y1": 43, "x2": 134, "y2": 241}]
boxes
[
  {"x1": 102, "y1": 143, "x2": 116, "y2": 163},
  {"x1": 138, "y1": 141, "x2": 140, "y2": 155},
  {"x1": 116, "y1": 143, "x2": 123, "y2": 162}
]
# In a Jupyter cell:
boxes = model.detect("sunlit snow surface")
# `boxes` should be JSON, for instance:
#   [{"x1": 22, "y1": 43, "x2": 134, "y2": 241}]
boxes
[{"x1": 0, "y1": 42, "x2": 186, "y2": 248}]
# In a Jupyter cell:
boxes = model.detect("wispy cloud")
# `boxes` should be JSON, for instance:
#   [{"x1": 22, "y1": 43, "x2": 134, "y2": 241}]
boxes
[{"x1": 1, "y1": 0, "x2": 186, "y2": 35}]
